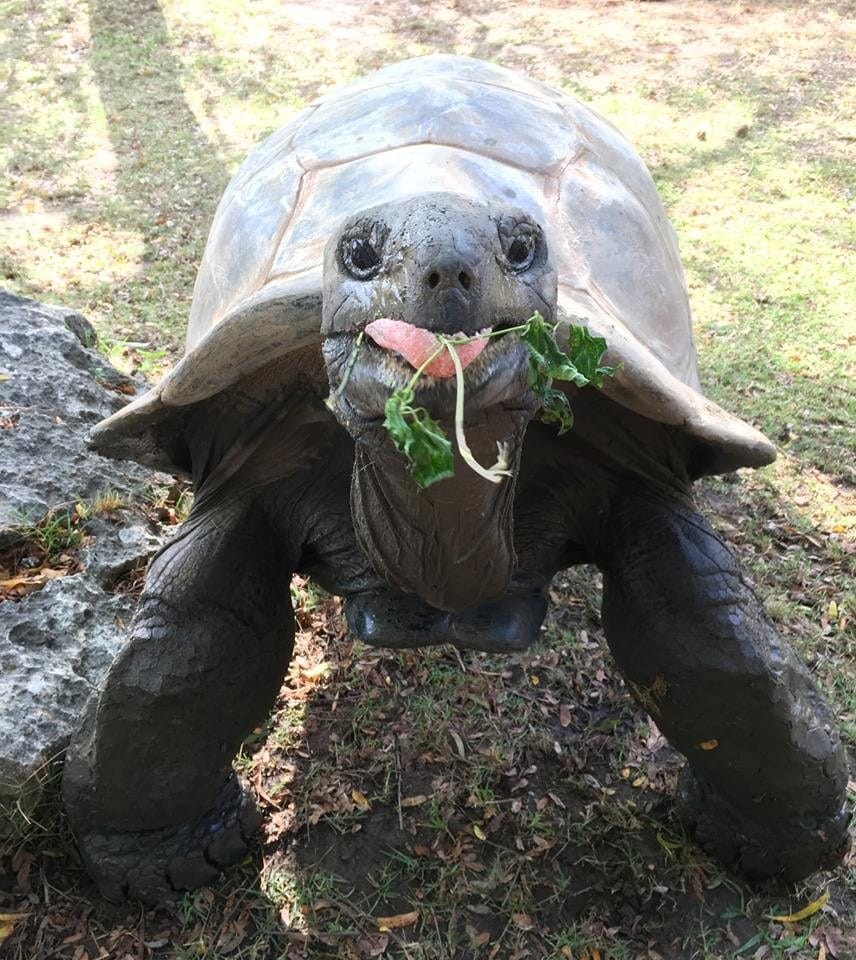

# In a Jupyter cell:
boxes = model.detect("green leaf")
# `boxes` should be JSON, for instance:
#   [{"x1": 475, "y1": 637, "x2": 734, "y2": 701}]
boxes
[
  {"x1": 540, "y1": 387, "x2": 574, "y2": 434},
  {"x1": 383, "y1": 392, "x2": 454, "y2": 489},
  {"x1": 521, "y1": 313, "x2": 590, "y2": 387},
  {"x1": 566, "y1": 324, "x2": 614, "y2": 387},
  {"x1": 406, "y1": 409, "x2": 455, "y2": 488},
  {"x1": 382, "y1": 389, "x2": 414, "y2": 452}
]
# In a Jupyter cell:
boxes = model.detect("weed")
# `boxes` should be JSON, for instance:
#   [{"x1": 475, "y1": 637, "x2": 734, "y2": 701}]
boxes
[{"x1": 12, "y1": 504, "x2": 85, "y2": 560}]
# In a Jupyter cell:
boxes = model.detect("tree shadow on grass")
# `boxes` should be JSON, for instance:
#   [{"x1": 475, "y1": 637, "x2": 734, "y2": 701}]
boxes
[{"x1": 86, "y1": 0, "x2": 228, "y2": 221}]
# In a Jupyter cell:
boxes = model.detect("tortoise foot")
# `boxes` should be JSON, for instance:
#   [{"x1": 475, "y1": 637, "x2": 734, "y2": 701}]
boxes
[
  {"x1": 678, "y1": 771, "x2": 851, "y2": 882},
  {"x1": 73, "y1": 774, "x2": 262, "y2": 903},
  {"x1": 450, "y1": 587, "x2": 547, "y2": 653}
]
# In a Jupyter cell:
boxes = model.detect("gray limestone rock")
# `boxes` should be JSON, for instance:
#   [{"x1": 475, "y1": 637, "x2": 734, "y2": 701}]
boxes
[
  {"x1": 0, "y1": 290, "x2": 169, "y2": 833},
  {"x1": 0, "y1": 290, "x2": 159, "y2": 538},
  {"x1": 0, "y1": 578, "x2": 138, "y2": 832}
]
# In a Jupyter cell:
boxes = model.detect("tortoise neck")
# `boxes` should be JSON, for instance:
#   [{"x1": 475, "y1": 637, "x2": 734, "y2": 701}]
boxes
[{"x1": 350, "y1": 424, "x2": 527, "y2": 613}]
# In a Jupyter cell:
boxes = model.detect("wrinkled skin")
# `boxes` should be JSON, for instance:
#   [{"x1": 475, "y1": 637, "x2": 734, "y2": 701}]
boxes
[{"x1": 63, "y1": 194, "x2": 850, "y2": 903}]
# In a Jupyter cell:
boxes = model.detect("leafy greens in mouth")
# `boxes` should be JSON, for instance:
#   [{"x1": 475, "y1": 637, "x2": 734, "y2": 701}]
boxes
[{"x1": 329, "y1": 312, "x2": 614, "y2": 489}]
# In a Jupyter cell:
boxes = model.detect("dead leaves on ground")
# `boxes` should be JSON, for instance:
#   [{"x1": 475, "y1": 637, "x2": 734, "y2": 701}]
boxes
[{"x1": 0, "y1": 545, "x2": 82, "y2": 600}]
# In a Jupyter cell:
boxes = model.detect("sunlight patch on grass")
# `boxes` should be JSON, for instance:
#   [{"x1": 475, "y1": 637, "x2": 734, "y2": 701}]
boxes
[{"x1": 0, "y1": 211, "x2": 145, "y2": 300}]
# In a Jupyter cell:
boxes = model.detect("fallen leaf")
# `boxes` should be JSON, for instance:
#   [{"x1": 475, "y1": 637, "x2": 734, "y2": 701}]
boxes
[
  {"x1": 401, "y1": 794, "x2": 428, "y2": 808},
  {"x1": 356, "y1": 933, "x2": 389, "y2": 956},
  {"x1": 301, "y1": 661, "x2": 332, "y2": 681},
  {"x1": 376, "y1": 910, "x2": 419, "y2": 931},
  {"x1": 473, "y1": 824, "x2": 486, "y2": 841},
  {"x1": 511, "y1": 912, "x2": 534, "y2": 930},
  {"x1": 449, "y1": 729, "x2": 466, "y2": 760},
  {"x1": 0, "y1": 923, "x2": 14, "y2": 945},
  {"x1": 766, "y1": 889, "x2": 828, "y2": 923},
  {"x1": 559, "y1": 704, "x2": 571, "y2": 727},
  {"x1": 0, "y1": 576, "x2": 36, "y2": 590},
  {"x1": 352, "y1": 789, "x2": 370, "y2": 810},
  {"x1": 698, "y1": 739, "x2": 719, "y2": 751}
]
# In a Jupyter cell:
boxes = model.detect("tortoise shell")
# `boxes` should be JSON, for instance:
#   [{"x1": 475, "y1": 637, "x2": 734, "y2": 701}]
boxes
[{"x1": 92, "y1": 54, "x2": 775, "y2": 475}]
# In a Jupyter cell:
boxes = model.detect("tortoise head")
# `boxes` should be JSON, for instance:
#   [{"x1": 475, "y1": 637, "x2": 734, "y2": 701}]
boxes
[{"x1": 322, "y1": 192, "x2": 557, "y2": 612}]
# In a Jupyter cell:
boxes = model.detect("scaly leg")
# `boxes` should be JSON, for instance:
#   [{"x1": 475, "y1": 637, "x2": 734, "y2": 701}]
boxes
[
  {"x1": 63, "y1": 497, "x2": 296, "y2": 901},
  {"x1": 595, "y1": 489, "x2": 850, "y2": 880}
]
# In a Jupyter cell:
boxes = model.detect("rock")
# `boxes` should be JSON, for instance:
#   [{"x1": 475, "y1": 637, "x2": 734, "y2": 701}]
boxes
[
  {"x1": 0, "y1": 291, "x2": 170, "y2": 834},
  {"x1": 0, "y1": 290, "x2": 157, "y2": 538},
  {"x1": 0, "y1": 579, "x2": 138, "y2": 832}
]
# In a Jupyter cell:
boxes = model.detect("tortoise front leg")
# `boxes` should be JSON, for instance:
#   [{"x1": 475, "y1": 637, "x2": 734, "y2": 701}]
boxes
[
  {"x1": 595, "y1": 490, "x2": 850, "y2": 880},
  {"x1": 62, "y1": 496, "x2": 296, "y2": 902}
]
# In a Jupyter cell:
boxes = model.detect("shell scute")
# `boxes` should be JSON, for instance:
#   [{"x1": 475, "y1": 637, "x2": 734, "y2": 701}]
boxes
[
  {"x1": 557, "y1": 154, "x2": 698, "y2": 388},
  {"x1": 186, "y1": 150, "x2": 304, "y2": 351},
  {"x1": 293, "y1": 77, "x2": 582, "y2": 176},
  {"x1": 270, "y1": 144, "x2": 553, "y2": 280}
]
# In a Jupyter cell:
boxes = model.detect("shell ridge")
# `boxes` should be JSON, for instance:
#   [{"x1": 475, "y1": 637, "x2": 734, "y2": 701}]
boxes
[
  {"x1": 215, "y1": 121, "x2": 308, "y2": 223},
  {"x1": 254, "y1": 164, "x2": 313, "y2": 293},
  {"x1": 297, "y1": 138, "x2": 559, "y2": 177}
]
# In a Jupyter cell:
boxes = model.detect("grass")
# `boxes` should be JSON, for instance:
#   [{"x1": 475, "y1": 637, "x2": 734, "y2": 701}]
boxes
[{"x1": 0, "y1": 0, "x2": 854, "y2": 958}]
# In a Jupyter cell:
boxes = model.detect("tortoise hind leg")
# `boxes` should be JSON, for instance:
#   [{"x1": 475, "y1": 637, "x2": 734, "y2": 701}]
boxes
[
  {"x1": 595, "y1": 489, "x2": 850, "y2": 880},
  {"x1": 62, "y1": 495, "x2": 296, "y2": 902}
]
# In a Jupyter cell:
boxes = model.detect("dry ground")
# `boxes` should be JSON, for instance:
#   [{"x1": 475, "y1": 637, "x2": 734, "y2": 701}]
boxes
[{"x1": 0, "y1": 1, "x2": 854, "y2": 958}]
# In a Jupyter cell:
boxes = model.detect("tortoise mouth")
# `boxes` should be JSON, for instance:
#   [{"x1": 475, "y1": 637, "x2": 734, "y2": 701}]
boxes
[
  {"x1": 363, "y1": 317, "x2": 493, "y2": 379},
  {"x1": 323, "y1": 316, "x2": 533, "y2": 431}
]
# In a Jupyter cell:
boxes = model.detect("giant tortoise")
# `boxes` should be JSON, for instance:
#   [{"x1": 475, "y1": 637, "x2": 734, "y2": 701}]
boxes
[{"x1": 62, "y1": 55, "x2": 850, "y2": 902}]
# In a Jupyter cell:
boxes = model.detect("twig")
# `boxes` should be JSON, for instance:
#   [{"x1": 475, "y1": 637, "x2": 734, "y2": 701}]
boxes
[{"x1": 394, "y1": 733, "x2": 404, "y2": 831}]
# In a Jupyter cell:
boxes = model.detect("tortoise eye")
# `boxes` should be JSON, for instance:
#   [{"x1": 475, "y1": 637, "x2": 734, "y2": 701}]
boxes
[
  {"x1": 341, "y1": 234, "x2": 382, "y2": 280},
  {"x1": 498, "y1": 219, "x2": 540, "y2": 273},
  {"x1": 506, "y1": 237, "x2": 533, "y2": 267}
]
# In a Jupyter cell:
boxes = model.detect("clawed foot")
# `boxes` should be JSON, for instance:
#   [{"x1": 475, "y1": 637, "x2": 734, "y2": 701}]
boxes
[
  {"x1": 678, "y1": 771, "x2": 851, "y2": 882},
  {"x1": 72, "y1": 774, "x2": 262, "y2": 903}
]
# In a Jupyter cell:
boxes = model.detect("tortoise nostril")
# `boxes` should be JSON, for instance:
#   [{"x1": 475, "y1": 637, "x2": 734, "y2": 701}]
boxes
[{"x1": 425, "y1": 265, "x2": 474, "y2": 292}]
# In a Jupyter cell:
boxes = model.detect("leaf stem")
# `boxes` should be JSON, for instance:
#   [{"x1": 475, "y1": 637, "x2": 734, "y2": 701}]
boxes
[
  {"x1": 403, "y1": 339, "x2": 447, "y2": 394},
  {"x1": 441, "y1": 335, "x2": 512, "y2": 484}
]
